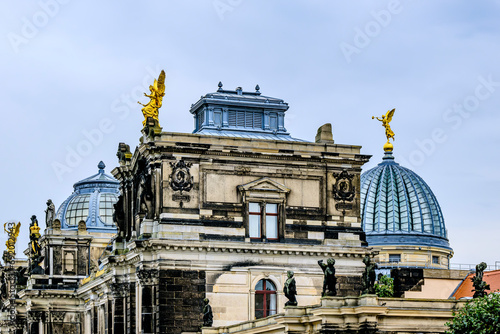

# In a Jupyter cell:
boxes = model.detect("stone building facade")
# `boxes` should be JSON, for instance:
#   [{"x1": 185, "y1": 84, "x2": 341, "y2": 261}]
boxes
[{"x1": 0, "y1": 84, "x2": 464, "y2": 334}]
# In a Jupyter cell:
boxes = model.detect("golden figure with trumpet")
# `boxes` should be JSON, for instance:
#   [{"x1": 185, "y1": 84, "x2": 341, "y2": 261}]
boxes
[
  {"x1": 373, "y1": 108, "x2": 396, "y2": 151},
  {"x1": 4, "y1": 222, "x2": 21, "y2": 255},
  {"x1": 138, "y1": 70, "x2": 166, "y2": 127}
]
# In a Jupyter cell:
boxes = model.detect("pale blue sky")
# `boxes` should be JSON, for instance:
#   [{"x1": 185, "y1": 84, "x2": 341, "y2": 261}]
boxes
[{"x1": 1, "y1": 1, "x2": 499, "y2": 266}]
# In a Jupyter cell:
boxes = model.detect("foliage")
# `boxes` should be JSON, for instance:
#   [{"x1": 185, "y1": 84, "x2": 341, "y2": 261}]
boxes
[
  {"x1": 374, "y1": 275, "x2": 394, "y2": 297},
  {"x1": 446, "y1": 292, "x2": 500, "y2": 334}
]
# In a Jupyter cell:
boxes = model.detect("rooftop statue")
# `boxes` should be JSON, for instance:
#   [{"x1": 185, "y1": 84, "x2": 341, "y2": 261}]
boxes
[
  {"x1": 362, "y1": 255, "x2": 377, "y2": 295},
  {"x1": 202, "y1": 298, "x2": 213, "y2": 327},
  {"x1": 284, "y1": 270, "x2": 298, "y2": 306},
  {"x1": 318, "y1": 258, "x2": 337, "y2": 297},
  {"x1": 138, "y1": 70, "x2": 166, "y2": 127},
  {"x1": 372, "y1": 108, "x2": 395, "y2": 151},
  {"x1": 29, "y1": 215, "x2": 44, "y2": 274},
  {"x1": 471, "y1": 262, "x2": 490, "y2": 298},
  {"x1": 45, "y1": 199, "x2": 55, "y2": 228}
]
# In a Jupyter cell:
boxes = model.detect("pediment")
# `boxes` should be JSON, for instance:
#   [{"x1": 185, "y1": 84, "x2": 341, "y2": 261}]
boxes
[{"x1": 237, "y1": 177, "x2": 290, "y2": 194}]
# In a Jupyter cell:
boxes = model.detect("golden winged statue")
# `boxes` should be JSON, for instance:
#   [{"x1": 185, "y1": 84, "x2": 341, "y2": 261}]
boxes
[
  {"x1": 4, "y1": 222, "x2": 21, "y2": 254},
  {"x1": 372, "y1": 108, "x2": 395, "y2": 151},
  {"x1": 138, "y1": 70, "x2": 166, "y2": 126}
]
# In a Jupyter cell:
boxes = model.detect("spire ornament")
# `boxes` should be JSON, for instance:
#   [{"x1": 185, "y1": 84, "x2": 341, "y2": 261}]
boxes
[
  {"x1": 372, "y1": 108, "x2": 396, "y2": 151},
  {"x1": 138, "y1": 70, "x2": 166, "y2": 127}
]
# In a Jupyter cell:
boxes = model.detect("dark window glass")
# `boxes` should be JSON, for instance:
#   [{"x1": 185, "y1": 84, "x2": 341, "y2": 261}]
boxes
[{"x1": 255, "y1": 279, "x2": 277, "y2": 319}]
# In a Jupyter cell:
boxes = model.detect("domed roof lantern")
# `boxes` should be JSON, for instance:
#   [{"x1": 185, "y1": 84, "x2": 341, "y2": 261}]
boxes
[{"x1": 56, "y1": 162, "x2": 120, "y2": 232}]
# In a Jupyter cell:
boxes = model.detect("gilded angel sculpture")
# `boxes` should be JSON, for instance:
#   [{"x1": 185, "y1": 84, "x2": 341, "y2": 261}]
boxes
[
  {"x1": 4, "y1": 222, "x2": 21, "y2": 254},
  {"x1": 373, "y1": 108, "x2": 396, "y2": 143},
  {"x1": 138, "y1": 70, "x2": 166, "y2": 126}
]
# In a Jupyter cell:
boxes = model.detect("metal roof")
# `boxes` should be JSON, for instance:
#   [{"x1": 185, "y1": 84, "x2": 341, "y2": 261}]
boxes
[
  {"x1": 56, "y1": 161, "x2": 119, "y2": 232},
  {"x1": 360, "y1": 151, "x2": 451, "y2": 250}
]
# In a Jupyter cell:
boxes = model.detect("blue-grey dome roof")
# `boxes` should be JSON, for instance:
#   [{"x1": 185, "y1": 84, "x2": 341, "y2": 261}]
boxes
[
  {"x1": 360, "y1": 151, "x2": 451, "y2": 250},
  {"x1": 56, "y1": 161, "x2": 120, "y2": 232}
]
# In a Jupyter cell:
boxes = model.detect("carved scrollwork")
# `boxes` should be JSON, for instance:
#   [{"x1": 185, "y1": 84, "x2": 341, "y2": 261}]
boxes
[
  {"x1": 169, "y1": 160, "x2": 193, "y2": 193},
  {"x1": 137, "y1": 269, "x2": 159, "y2": 285},
  {"x1": 110, "y1": 283, "x2": 129, "y2": 298},
  {"x1": 332, "y1": 169, "x2": 356, "y2": 215},
  {"x1": 332, "y1": 169, "x2": 355, "y2": 202}
]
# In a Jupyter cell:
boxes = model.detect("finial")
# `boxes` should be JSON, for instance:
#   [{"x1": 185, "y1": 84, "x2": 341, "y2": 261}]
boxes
[
  {"x1": 218, "y1": 81, "x2": 223, "y2": 91},
  {"x1": 372, "y1": 108, "x2": 396, "y2": 152},
  {"x1": 255, "y1": 84, "x2": 260, "y2": 92},
  {"x1": 98, "y1": 161, "x2": 105, "y2": 172}
]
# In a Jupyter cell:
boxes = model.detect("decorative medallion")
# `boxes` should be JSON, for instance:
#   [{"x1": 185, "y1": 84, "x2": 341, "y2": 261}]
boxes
[
  {"x1": 169, "y1": 160, "x2": 194, "y2": 193},
  {"x1": 332, "y1": 169, "x2": 355, "y2": 215}
]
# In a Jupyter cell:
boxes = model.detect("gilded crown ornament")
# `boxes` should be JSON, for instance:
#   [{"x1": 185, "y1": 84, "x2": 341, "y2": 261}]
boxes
[{"x1": 372, "y1": 108, "x2": 395, "y2": 151}]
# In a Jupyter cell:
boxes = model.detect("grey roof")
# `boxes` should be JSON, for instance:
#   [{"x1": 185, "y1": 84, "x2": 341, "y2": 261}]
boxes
[
  {"x1": 56, "y1": 161, "x2": 119, "y2": 232},
  {"x1": 189, "y1": 84, "x2": 307, "y2": 142},
  {"x1": 360, "y1": 151, "x2": 451, "y2": 250},
  {"x1": 195, "y1": 129, "x2": 308, "y2": 142}
]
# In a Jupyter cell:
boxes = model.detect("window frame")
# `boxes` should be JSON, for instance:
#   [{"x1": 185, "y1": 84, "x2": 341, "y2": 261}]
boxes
[
  {"x1": 389, "y1": 254, "x2": 401, "y2": 263},
  {"x1": 254, "y1": 279, "x2": 277, "y2": 319},
  {"x1": 247, "y1": 202, "x2": 280, "y2": 241}
]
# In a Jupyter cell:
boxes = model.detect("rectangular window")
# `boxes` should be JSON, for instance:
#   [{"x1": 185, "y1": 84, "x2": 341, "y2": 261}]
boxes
[
  {"x1": 248, "y1": 202, "x2": 279, "y2": 240},
  {"x1": 389, "y1": 254, "x2": 401, "y2": 263},
  {"x1": 249, "y1": 203, "x2": 261, "y2": 238},
  {"x1": 265, "y1": 204, "x2": 278, "y2": 239},
  {"x1": 432, "y1": 256, "x2": 439, "y2": 264},
  {"x1": 214, "y1": 111, "x2": 222, "y2": 126}
]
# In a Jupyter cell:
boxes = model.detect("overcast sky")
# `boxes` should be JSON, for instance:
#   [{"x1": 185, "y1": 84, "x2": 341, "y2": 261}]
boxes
[{"x1": 1, "y1": 1, "x2": 499, "y2": 268}]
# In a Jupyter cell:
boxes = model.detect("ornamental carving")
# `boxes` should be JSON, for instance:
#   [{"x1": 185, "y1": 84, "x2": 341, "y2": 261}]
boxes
[
  {"x1": 169, "y1": 160, "x2": 193, "y2": 193},
  {"x1": 332, "y1": 169, "x2": 355, "y2": 202},
  {"x1": 137, "y1": 269, "x2": 159, "y2": 285},
  {"x1": 332, "y1": 169, "x2": 355, "y2": 215},
  {"x1": 110, "y1": 283, "x2": 129, "y2": 298},
  {"x1": 28, "y1": 311, "x2": 46, "y2": 322},
  {"x1": 51, "y1": 311, "x2": 66, "y2": 322}
]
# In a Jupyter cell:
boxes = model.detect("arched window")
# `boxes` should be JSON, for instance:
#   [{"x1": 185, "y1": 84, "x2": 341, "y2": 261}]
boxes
[{"x1": 255, "y1": 279, "x2": 277, "y2": 319}]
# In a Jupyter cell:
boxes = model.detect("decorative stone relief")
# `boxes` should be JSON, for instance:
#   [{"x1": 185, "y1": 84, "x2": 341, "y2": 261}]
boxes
[
  {"x1": 51, "y1": 311, "x2": 66, "y2": 322},
  {"x1": 169, "y1": 160, "x2": 193, "y2": 193},
  {"x1": 137, "y1": 269, "x2": 159, "y2": 285},
  {"x1": 332, "y1": 169, "x2": 355, "y2": 214},
  {"x1": 110, "y1": 283, "x2": 129, "y2": 298}
]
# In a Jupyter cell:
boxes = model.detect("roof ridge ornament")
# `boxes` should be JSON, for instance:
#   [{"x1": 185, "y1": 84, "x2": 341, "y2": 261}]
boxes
[
  {"x1": 372, "y1": 108, "x2": 396, "y2": 152},
  {"x1": 255, "y1": 84, "x2": 261, "y2": 95},
  {"x1": 98, "y1": 161, "x2": 105, "y2": 173},
  {"x1": 218, "y1": 81, "x2": 223, "y2": 92}
]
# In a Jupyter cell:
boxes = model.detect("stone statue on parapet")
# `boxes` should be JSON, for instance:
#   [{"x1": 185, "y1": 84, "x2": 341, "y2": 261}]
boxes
[
  {"x1": 138, "y1": 70, "x2": 166, "y2": 127},
  {"x1": 45, "y1": 199, "x2": 55, "y2": 228},
  {"x1": 29, "y1": 215, "x2": 44, "y2": 275},
  {"x1": 373, "y1": 108, "x2": 396, "y2": 151},
  {"x1": 471, "y1": 262, "x2": 490, "y2": 298},
  {"x1": 202, "y1": 298, "x2": 213, "y2": 327},
  {"x1": 318, "y1": 258, "x2": 337, "y2": 297},
  {"x1": 284, "y1": 270, "x2": 298, "y2": 306},
  {"x1": 362, "y1": 255, "x2": 377, "y2": 295}
]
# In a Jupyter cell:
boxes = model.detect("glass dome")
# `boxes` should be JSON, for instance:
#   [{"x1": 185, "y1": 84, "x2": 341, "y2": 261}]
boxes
[
  {"x1": 360, "y1": 151, "x2": 451, "y2": 250},
  {"x1": 56, "y1": 161, "x2": 120, "y2": 232}
]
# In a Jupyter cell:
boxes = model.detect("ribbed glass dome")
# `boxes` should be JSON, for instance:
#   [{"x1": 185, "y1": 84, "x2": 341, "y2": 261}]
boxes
[
  {"x1": 360, "y1": 151, "x2": 451, "y2": 249},
  {"x1": 56, "y1": 161, "x2": 120, "y2": 232}
]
